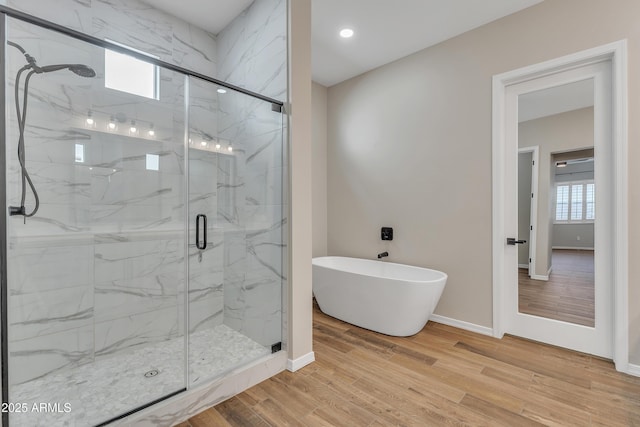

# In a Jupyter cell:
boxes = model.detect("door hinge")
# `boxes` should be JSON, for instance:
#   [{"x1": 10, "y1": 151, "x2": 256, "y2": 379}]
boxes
[
  {"x1": 529, "y1": 258, "x2": 532, "y2": 263},
  {"x1": 530, "y1": 225, "x2": 533, "y2": 230},
  {"x1": 532, "y1": 160, "x2": 535, "y2": 165},
  {"x1": 532, "y1": 193, "x2": 534, "y2": 198}
]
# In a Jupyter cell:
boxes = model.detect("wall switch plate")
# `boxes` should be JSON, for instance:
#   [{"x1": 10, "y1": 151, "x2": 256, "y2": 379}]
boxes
[{"x1": 381, "y1": 227, "x2": 393, "y2": 241}]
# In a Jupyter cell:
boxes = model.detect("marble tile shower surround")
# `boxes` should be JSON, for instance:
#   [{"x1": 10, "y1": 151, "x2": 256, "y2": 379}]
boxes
[
  {"x1": 5, "y1": 0, "x2": 287, "y2": 99},
  {"x1": 217, "y1": 0, "x2": 287, "y2": 101},
  {"x1": 6, "y1": 0, "x2": 218, "y2": 77},
  {"x1": 3, "y1": 0, "x2": 287, "y2": 418}
]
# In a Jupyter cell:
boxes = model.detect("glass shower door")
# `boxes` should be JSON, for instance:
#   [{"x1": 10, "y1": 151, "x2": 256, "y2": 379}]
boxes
[
  {"x1": 4, "y1": 17, "x2": 187, "y2": 426},
  {"x1": 186, "y1": 76, "x2": 285, "y2": 384},
  {"x1": 3, "y1": 9, "x2": 286, "y2": 426}
]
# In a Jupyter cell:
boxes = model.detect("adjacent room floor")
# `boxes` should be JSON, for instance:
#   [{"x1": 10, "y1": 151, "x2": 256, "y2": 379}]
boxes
[
  {"x1": 180, "y1": 303, "x2": 640, "y2": 426},
  {"x1": 519, "y1": 249, "x2": 595, "y2": 327}
]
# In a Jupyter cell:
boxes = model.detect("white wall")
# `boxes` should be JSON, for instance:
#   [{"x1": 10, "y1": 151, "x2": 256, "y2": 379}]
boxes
[
  {"x1": 312, "y1": 81, "x2": 328, "y2": 257},
  {"x1": 325, "y1": 0, "x2": 640, "y2": 364}
]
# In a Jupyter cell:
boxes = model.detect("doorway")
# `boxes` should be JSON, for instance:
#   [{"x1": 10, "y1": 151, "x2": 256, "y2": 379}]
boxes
[
  {"x1": 518, "y1": 91, "x2": 597, "y2": 324},
  {"x1": 492, "y1": 42, "x2": 628, "y2": 368}
]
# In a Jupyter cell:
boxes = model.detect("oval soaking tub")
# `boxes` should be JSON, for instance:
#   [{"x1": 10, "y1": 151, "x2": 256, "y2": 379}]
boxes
[{"x1": 312, "y1": 256, "x2": 447, "y2": 336}]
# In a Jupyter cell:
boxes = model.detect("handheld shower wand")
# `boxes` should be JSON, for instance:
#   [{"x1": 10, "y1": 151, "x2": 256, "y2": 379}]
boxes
[{"x1": 7, "y1": 41, "x2": 96, "y2": 220}]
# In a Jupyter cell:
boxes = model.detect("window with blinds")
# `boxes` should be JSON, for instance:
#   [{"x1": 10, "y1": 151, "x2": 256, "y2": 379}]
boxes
[{"x1": 555, "y1": 181, "x2": 595, "y2": 223}]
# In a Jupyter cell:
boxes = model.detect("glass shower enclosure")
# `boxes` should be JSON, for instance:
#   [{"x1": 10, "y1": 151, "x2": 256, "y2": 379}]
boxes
[{"x1": 1, "y1": 8, "x2": 286, "y2": 427}]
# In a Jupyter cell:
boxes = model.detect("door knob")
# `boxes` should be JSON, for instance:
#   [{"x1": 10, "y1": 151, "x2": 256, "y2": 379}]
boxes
[{"x1": 507, "y1": 237, "x2": 527, "y2": 245}]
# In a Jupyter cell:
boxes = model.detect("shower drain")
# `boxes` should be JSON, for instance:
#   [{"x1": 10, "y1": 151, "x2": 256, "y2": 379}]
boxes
[{"x1": 144, "y1": 369, "x2": 159, "y2": 378}]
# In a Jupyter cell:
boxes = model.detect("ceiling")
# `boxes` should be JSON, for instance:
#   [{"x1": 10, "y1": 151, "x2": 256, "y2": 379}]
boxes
[
  {"x1": 144, "y1": 0, "x2": 546, "y2": 87},
  {"x1": 142, "y1": 0, "x2": 253, "y2": 35},
  {"x1": 518, "y1": 79, "x2": 594, "y2": 123},
  {"x1": 312, "y1": 0, "x2": 543, "y2": 87}
]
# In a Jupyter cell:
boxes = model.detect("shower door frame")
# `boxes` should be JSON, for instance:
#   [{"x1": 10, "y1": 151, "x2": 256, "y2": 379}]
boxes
[
  {"x1": 1, "y1": 12, "x2": 9, "y2": 427},
  {"x1": 0, "y1": 5, "x2": 286, "y2": 426}
]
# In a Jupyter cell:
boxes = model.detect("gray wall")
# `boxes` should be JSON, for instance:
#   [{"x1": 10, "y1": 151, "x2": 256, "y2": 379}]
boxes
[
  {"x1": 324, "y1": 0, "x2": 640, "y2": 363},
  {"x1": 312, "y1": 82, "x2": 328, "y2": 257},
  {"x1": 518, "y1": 151, "x2": 533, "y2": 267},
  {"x1": 553, "y1": 224, "x2": 595, "y2": 249}
]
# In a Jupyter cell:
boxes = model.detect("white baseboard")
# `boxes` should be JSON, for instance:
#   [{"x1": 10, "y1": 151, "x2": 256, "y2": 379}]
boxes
[
  {"x1": 626, "y1": 363, "x2": 640, "y2": 377},
  {"x1": 287, "y1": 351, "x2": 315, "y2": 372},
  {"x1": 530, "y1": 266, "x2": 552, "y2": 281},
  {"x1": 429, "y1": 314, "x2": 493, "y2": 337},
  {"x1": 518, "y1": 263, "x2": 529, "y2": 269},
  {"x1": 552, "y1": 246, "x2": 595, "y2": 251},
  {"x1": 530, "y1": 274, "x2": 549, "y2": 281}
]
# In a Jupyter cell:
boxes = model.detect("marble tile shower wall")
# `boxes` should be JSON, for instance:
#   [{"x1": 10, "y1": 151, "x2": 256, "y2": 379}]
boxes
[
  {"x1": 4, "y1": 0, "x2": 218, "y2": 385},
  {"x1": 217, "y1": 0, "x2": 287, "y2": 348},
  {"x1": 5, "y1": 0, "x2": 218, "y2": 76},
  {"x1": 4, "y1": 0, "x2": 287, "y2": 385},
  {"x1": 217, "y1": 0, "x2": 287, "y2": 100}
]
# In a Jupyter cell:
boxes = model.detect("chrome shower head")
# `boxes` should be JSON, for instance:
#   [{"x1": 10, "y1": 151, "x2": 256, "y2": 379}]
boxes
[
  {"x1": 7, "y1": 40, "x2": 96, "y2": 78},
  {"x1": 38, "y1": 63, "x2": 96, "y2": 78},
  {"x1": 7, "y1": 40, "x2": 97, "y2": 220},
  {"x1": 68, "y1": 64, "x2": 96, "y2": 78}
]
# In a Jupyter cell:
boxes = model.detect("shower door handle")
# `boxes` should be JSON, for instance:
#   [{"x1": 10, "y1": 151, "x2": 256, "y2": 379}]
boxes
[{"x1": 196, "y1": 214, "x2": 207, "y2": 250}]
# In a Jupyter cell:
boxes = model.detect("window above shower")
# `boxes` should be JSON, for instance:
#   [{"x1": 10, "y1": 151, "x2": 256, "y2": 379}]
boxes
[{"x1": 104, "y1": 39, "x2": 159, "y2": 100}]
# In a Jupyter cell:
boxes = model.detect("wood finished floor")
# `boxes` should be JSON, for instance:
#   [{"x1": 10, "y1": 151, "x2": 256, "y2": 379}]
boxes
[
  {"x1": 179, "y1": 304, "x2": 640, "y2": 426},
  {"x1": 519, "y1": 249, "x2": 595, "y2": 327}
]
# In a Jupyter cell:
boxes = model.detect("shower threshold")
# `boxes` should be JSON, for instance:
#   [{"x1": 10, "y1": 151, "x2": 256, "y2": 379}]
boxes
[{"x1": 9, "y1": 325, "x2": 270, "y2": 426}]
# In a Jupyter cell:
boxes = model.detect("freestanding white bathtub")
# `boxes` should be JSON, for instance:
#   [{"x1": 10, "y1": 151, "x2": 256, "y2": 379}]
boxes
[{"x1": 312, "y1": 256, "x2": 447, "y2": 336}]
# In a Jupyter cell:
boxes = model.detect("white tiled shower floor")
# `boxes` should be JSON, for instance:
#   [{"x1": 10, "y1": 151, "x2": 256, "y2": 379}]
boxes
[{"x1": 9, "y1": 325, "x2": 270, "y2": 427}]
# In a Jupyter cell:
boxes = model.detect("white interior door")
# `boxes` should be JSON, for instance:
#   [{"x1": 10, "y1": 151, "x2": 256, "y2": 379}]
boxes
[{"x1": 501, "y1": 61, "x2": 613, "y2": 358}]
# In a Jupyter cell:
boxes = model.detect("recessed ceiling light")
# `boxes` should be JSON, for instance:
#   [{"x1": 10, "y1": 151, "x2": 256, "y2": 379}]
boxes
[
  {"x1": 217, "y1": 88, "x2": 227, "y2": 94},
  {"x1": 339, "y1": 28, "x2": 354, "y2": 38}
]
